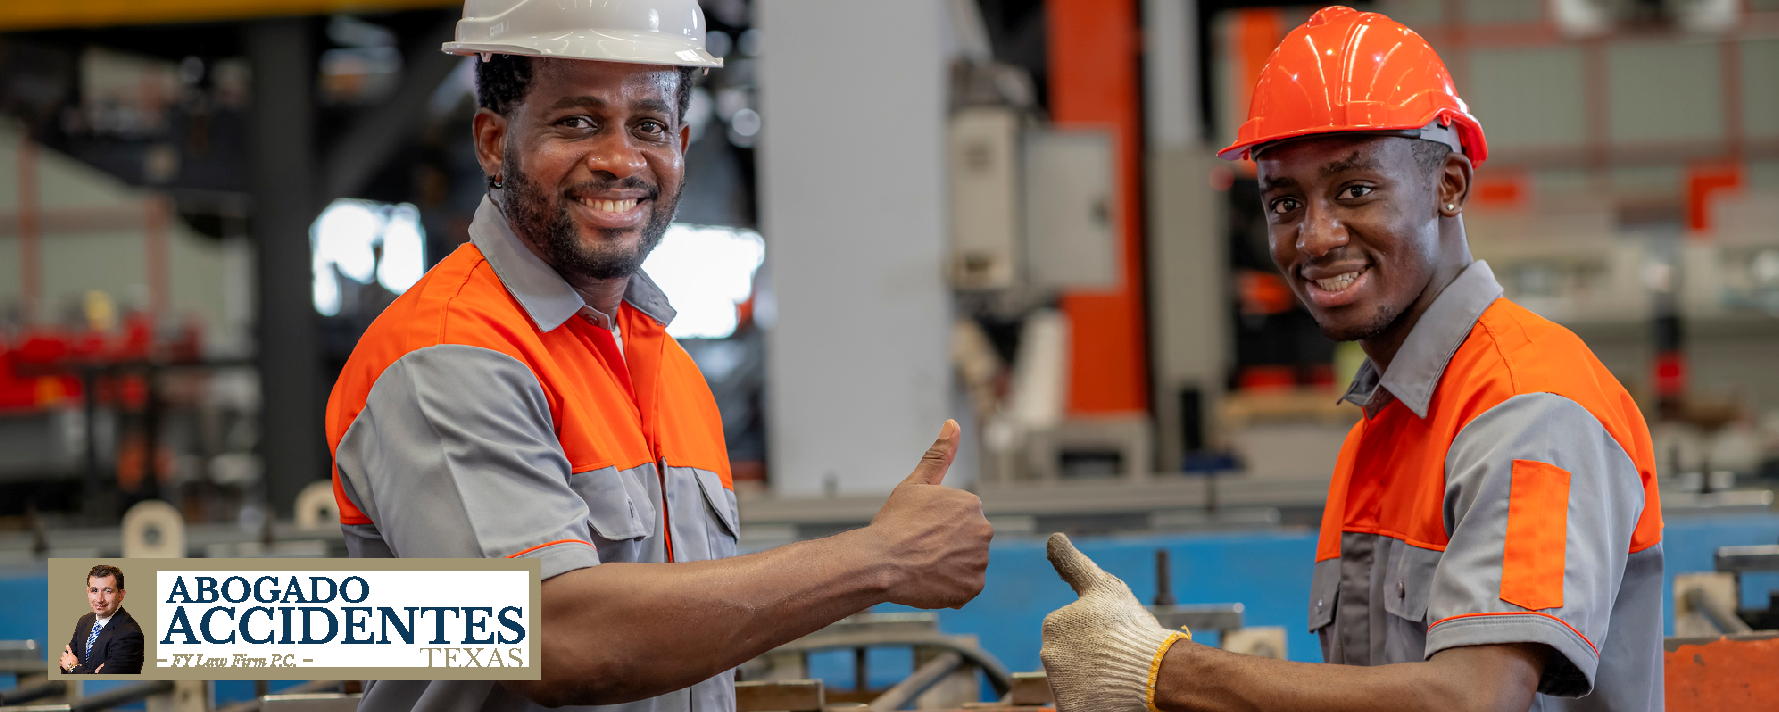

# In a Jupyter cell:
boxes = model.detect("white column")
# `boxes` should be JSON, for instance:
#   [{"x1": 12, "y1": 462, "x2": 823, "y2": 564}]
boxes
[
  {"x1": 1142, "y1": 0, "x2": 1227, "y2": 471},
  {"x1": 1143, "y1": 0, "x2": 1203, "y2": 150},
  {"x1": 756, "y1": 0, "x2": 956, "y2": 496}
]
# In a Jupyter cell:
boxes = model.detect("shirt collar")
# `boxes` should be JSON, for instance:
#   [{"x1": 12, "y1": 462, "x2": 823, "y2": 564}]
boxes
[
  {"x1": 1339, "y1": 260, "x2": 1504, "y2": 419},
  {"x1": 579, "y1": 304, "x2": 619, "y2": 332},
  {"x1": 468, "y1": 195, "x2": 677, "y2": 332}
]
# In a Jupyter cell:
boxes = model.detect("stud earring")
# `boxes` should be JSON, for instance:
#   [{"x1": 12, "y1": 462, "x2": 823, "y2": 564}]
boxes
[
  {"x1": 487, "y1": 174, "x2": 504, "y2": 190},
  {"x1": 1444, "y1": 203, "x2": 1456, "y2": 212}
]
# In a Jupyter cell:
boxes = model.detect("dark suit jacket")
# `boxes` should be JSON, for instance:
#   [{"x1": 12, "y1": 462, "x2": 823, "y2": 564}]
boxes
[{"x1": 66, "y1": 608, "x2": 143, "y2": 674}]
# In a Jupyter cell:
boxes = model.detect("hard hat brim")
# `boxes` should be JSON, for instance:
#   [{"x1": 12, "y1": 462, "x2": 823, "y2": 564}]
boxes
[
  {"x1": 1217, "y1": 109, "x2": 1487, "y2": 168},
  {"x1": 443, "y1": 30, "x2": 723, "y2": 69},
  {"x1": 1218, "y1": 121, "x2": 1429, "y2": 162}
]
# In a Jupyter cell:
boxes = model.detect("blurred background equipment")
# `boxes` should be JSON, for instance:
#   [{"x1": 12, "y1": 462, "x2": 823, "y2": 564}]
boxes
[{"x1": 1, "y1": 0, "x2": 1779, "y2": 708}]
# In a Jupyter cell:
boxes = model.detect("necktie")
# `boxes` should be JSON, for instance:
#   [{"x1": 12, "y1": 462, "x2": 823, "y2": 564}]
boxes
[{"x1": 85, "y1": 620, "x2": 102, "y2": 659}]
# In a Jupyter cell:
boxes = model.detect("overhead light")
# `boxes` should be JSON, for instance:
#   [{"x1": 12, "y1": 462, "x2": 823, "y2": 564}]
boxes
[
  {"x1": 642, "y1": 225, "x2": 765, "y2": 339},
  {"x1": 1677, "y1": 0, "x2": 1737, "y2": 33},
  {"x1": 377, "y1": 205, "x2": 426, "y2": 293},
  {"x1": 1551, "y1": 0, "x2": 1610, "y2": 37},
  {"x1": 311, "y1": 199, "x2": 428, "y2": 316},
  {"x1": 731, "y1": 108, "x2": 761, "y2": 138}
]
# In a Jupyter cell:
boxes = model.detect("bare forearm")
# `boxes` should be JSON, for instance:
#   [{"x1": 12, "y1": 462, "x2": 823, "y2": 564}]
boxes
[
  {"x1": 513, "y1": 528, "x2": 896, "y2": 705},
  {"x1": 508, "y1": 422, "x2": 990, "y2": 705},
  {"x1": 1155, "y1": 644, "x2": 1442, "y2": 712},
  {"x1": 1154, "y1": 642, "x2": 1543, "y2": 712}
]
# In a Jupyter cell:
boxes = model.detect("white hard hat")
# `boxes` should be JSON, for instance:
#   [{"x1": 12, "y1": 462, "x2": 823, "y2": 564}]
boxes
[{"x1": 442, "y1": 0, "x2": 723, "y2": 68}]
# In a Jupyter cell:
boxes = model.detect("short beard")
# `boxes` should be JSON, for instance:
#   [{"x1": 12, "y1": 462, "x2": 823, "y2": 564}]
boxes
[
  {"x1": 499, "y1": 146, "x2": 680, "y2": 282},
  {"x1": 1317, "y1": 301, "x2": 1406, "y2": 343}
]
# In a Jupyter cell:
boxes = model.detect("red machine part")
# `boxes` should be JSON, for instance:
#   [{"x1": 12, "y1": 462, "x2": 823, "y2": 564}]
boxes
[{"x1": 1665, "y1": 637, "x2": 1779, "y2": 710}]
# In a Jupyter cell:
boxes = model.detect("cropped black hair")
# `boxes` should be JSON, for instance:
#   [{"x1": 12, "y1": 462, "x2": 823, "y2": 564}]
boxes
[
  {"x1": 87, "y1": 564, "x2": 124, "y2": 590},
  {"x1": 474, "y1": 54, "x2": 697, "y2": 121},
  {"x1": 1411, "y1": 139, "x2": 1453, "y2": 178}
]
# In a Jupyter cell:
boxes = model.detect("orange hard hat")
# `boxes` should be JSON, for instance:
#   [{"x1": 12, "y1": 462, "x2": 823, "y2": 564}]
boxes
[{"x1": 1218, "y1": 6, "x2": 1488, "y2": 167}]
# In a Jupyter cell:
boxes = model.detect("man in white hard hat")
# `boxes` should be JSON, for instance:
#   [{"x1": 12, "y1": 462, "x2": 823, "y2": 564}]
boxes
[{"x1": 324, "y1": 1, "x2": 994, "y2": 710}]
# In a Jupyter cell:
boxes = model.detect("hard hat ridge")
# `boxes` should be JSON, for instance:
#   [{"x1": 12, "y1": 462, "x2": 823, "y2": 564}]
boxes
[
  {"x1": 443, "y1": 0, "x2": 723, "y2": 69},
  {"x1": 1219, "y1": 6, "x2": 1487, "y2": 167}
]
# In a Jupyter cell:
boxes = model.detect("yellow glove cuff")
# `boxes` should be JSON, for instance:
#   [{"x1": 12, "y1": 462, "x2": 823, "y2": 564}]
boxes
[{"x1": 1144, "y1": 630, "x2": 1191, "y2": 712}]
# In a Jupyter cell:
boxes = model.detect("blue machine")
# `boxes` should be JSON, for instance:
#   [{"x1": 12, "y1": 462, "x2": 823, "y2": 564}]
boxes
[
  {"x1": 4, "y1": 513, "x2": 1777, "y2": 704},
  {"x1": 817, "y1": 512, "x2": 1779, "y2": 690}
]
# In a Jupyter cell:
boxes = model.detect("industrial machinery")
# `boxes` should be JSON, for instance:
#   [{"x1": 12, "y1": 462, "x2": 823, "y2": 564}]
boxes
[
  {"x1": 1664, "y1": 540, "x2": 1779, "y2": 712},
  {"x1": 728, "y1": 548, "x2": 1283, "y2": 711},
  {"x1": 739, "y1": 612, "x2": 1013, "y2": 709},
  {"x1": 1673, "y1": 539, "x2": 1779, "y2": 641}
]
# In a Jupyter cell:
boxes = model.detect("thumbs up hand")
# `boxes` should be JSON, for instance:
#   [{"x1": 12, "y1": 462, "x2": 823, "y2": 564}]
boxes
[
  {"x1": 866, "y1": 420, "x2": 993, "y2": 609},
  {"x1": 1040, "y1": 533, "x2": 1191, "y2": 712}
]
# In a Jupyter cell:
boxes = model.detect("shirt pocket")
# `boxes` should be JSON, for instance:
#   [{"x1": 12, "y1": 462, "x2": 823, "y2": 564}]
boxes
[
  {"x1": 570, "y1": 466, "x2": 653, "y2": 541},
  {"x1": 1308, "y1": 557, "x2": 1339, "y2": 631},
  {"x1": 1382, "y1": 541, "x2": 1440, "y2": 662},
  {"x1": 693, "y1": 468, "x2": 739, "y2": 560},
  {"x1": 1308, "y1": 558, "x2": 1341, "y2": 664}
]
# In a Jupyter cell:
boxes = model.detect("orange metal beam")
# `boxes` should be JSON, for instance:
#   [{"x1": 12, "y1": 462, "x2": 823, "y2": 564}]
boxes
[
  {"x1": 0, "y1": 0, "x2": 457, "y2": 30},
  {"x1": 1225, "y1": 9, "x2": 1284, "y2": 177},
  {"x1": 1231, "y1": 9, "x2": 1283, "y2": 131},
  {"x1": 1046, "y1": 0, "x2": 1148, "y2": 415},
  {"x1": 1686, "y1": 162, "x2": 1744, "y2": 236}
]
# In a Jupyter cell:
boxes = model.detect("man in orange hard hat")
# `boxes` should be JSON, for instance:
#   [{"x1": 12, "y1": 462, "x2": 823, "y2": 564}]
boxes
[
  {"x1": 325, "y1": 0, "x2": 993, "y2": 709},
  {"x1": 1036, "y1": 7, "x2": 1661, "y2": 711}
]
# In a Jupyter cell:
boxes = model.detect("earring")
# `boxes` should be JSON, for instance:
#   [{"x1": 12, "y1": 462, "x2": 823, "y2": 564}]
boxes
[
  {"x1": 487, "y1": 174, "x2": 504, "y2": 190},
  {"x1": 1444, "y1": 203, "x2": 1456, "y2": 212}
]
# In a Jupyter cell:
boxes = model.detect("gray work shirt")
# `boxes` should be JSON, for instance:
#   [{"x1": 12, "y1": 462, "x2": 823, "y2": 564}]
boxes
[
  {"x1": 330, "y1": 197, "x2": 739, "y2": 712},
  {"x1": 1311, "y1": 261, "x2": 1664, "y2": 711}
]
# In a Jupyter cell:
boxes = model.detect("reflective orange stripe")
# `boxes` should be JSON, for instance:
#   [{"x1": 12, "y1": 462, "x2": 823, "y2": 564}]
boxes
[
  {"x1": 1315, "y1": 299, "x2": 1662, "y2": 565},
  {"x1": 1500, "y1": 460, "x2": 1570, "y2": 611},
  {"x1": 326, "y1": 242, "x2": 735, "y2": 540},
  {"x1": 1429, "y1": 611, "x2": 1597, "y2": 656},
  {"x1": 506, "y1": 539, "x2": 595, "y2": 558}
]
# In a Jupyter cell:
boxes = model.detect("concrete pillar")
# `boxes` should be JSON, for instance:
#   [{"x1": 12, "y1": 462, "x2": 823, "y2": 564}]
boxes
[
  {"x1": 1143, "y1": 0, "x2": 1202, "y2": 150},
  {"x1": 1142, "y1": 0, "x2": 1229, "y2": 471},
  {"x1": 247, "y1": 19, "x2": 326, "y2": 515},
  {"x1": 756, "y1": 0, "x2": 955, "y2": 496},
  {"x1": 1147, "y1": 150, "x2": 1226, "y2": 471}
]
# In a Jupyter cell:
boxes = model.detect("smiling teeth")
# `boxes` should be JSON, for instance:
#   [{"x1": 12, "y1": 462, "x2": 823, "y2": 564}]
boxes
[
  {"x1": 1316, "y1": 272, "x2": 1359, "y2": 292},
  {"x1": 582, "y1": 198, "x2": 637, "y2": 213}
]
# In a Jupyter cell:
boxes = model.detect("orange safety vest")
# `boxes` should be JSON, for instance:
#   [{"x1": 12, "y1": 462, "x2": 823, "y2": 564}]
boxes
[
  {"x1": 1310, "y1": 264, "x2": 1666, "y2": 708},
  {"x1": 325, "y1": 209, "x2": 732, "y2": 565},
  {"x1": 1318, "y1": 298, "x2": 1662, "y2": 567}
]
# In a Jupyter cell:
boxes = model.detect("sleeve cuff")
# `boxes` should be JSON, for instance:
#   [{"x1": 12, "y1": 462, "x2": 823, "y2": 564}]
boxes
[
  {"x1": 1425, "y1": 611, "x2": 1598, "y2": 697},
  {"x1": 507, "y1": 539, "x2": 602, "y2": 580}
]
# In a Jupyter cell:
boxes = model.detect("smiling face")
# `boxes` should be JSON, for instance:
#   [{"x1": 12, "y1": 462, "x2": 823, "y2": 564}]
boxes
[
  {"x1": 86, "y1": 574, "x2": 123, "y2": 618},
  {"x1": 474, "y1": 59, "x2": 690, "y2": 282},
  {"x1": 1256, "y1": 135, "x2": 1467, "y2": 344}
]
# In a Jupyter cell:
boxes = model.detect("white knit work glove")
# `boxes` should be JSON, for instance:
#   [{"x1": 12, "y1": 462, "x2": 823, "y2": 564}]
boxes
[{"x1": 1040, "y1": 533, "x2": 1190, "y2": 712}]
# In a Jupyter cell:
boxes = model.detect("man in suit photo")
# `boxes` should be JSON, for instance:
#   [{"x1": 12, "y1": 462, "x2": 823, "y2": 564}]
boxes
[{"x1": 59, "y1": 564, "x2": 143, "y2": 674}]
